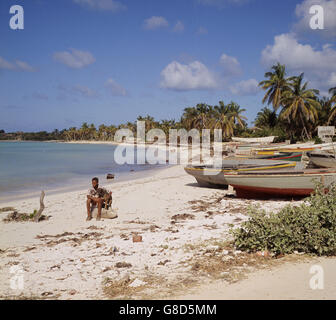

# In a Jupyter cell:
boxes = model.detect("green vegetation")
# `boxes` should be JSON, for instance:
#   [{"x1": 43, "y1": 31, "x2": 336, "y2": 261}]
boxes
[
  {"x1": 1, "y1": 63, "x2": 336, "y2": 143},
  {"x1": 232, "y1": 184, "x2": 336, "y2": 256}
]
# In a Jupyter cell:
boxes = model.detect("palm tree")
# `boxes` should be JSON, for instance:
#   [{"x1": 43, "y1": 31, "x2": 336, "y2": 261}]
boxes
[
  {"x1": 79, "y1": 122, "x2": 90, "y2": 140},
  {"x1": 107, "y1": 125, "x2": 117, "y2": 140},
  {"x1": 327, "y1": 87, "x2": 336, "y2": 125},
  {"x1": 280, "y1": 73, "x2": 320, "y2": 140},
  {"x1": 181, "y1": 107, "x2": 198, "y2": 130},
  {"x1": 329, "y1": 87, "x2": 336, "y2": 97},
  {"x1": 254, "y1": 107, "x2": 278, "y2": 129},
  {"x1": 259, "y1": 63, "x2": 292, "y2": 111},
  {"x1": 192, "y1": 104, "x2": 211, "y2": 130},
  {"x1": 98, "y1": 124, "x2": 107, "y2": 141},
  {"x1": 210, "y1": 102, "x2": 235, "y2": 137},
  {"x1": 137, "y1": 115, "x2": 157, "y2": 132},
  {"x1": 89, "y1": 123, "x2": 97, "y2": 140},
  {"x1": 159, "y1": 119, "x2": 176, "y2": 136},
  {"x1": 226, "y1": 101, "x2": 247, "y2": 128}
]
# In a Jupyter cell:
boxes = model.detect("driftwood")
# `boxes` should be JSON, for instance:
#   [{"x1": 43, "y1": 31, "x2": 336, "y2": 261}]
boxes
[{"x1": 34, "y1": 191, "x2": 45, "y2": 222}]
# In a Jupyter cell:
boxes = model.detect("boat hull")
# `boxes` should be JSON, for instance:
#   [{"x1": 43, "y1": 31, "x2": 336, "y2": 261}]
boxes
[
  {"x1": 224, "y1": 170, "x2": 336, "y2": 199},
  {"x1": 184, "y1": 159, "x2": 297, "y2": 188},
  {"x1": 308, "y1": 153, "x2": 336, "y2": 168}
]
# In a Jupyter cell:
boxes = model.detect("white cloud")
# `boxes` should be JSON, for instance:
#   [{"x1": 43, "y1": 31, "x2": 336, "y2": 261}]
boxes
[
  {"x1": 105, "y1": 78, "x2": 127, "y2": 96},
  {"x1": 261, "y1": 33, "x2": 336, "y2": 91},
  {"x1": 294, "y1": 0, "x2": 336, "y2": 37},
  {"x1": 143, "y1": 16, "x2": 169, "y2": 30},
  {"x1": 15, "y1": 60, "x2": 36, "y2": 72},
  {"x1": 0, "y1": 56, "x2": 36, "y2": 72},
  {"x1": 219, "y1": 53, "x2": 242, "y2": 76},
  {"x1": 160, "y1": 61, "x2": 217, "y2": 91},
  {"x1": 72, "y1": 85, "x2": 98, "y2": 97},
  {"x1": 73, "y1": 0, "x2": 126, "y2": 11},
  {"x1": 229, "y1": 79, "x2": 259, "y2": 96},
  {"x1": 173, "y1": 21, "x2": 184, "y2": 33},
  {"x1": 197, "y1": 26, "x2": 208, "y2": 35},
  {"x1": 53, "y1": 48, "x2": 95, "y2": 69},
  {"x1": 0, "y1": 57, "x2": 15, "y2": 70}
]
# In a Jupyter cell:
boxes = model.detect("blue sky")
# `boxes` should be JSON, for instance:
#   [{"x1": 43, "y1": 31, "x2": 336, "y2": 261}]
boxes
[{"x1": 1, "y1": 0, "x2": 335, "y2": 132}]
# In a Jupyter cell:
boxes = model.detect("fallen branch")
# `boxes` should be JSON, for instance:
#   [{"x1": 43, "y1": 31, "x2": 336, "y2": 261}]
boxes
[{"x1": 34, "y1": 191, "x2": 45, "y2": 222}]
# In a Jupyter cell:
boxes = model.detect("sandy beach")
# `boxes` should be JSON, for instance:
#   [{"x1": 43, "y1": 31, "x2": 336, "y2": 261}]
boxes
[{"x1": 1, "y1": 164, "x2": 335, "y2": 300}]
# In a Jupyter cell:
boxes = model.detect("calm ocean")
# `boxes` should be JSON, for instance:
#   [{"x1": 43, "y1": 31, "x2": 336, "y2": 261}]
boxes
[{"x1": 0, "y1": 141, "x2": 167, "y2": 203}]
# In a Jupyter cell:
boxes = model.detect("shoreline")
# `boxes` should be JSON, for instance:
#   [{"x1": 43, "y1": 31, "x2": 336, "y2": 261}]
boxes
[
  {"x1": 1, "y1": 164, "x2": 335, "y2": 300},
  {"x1": 0, "y1": 164, "x2": 171, "y2": 205}
]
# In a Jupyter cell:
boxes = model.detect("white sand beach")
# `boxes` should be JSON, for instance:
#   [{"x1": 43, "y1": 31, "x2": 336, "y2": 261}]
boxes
[{"x1": 0, "y1": 164, "x2": 335, "y2": 300}]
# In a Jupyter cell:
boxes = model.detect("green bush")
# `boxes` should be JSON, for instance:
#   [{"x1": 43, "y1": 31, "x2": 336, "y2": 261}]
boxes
[
  {"x1": 232, "y1": 184, "x2": 336, "y2": 256},
  {"x1": 314, "y1": 136, "x2": 323, "y2": 144}
]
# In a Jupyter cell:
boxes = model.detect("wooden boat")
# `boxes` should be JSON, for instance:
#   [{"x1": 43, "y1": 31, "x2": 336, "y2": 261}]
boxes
[
  {"x1": 307, "y1": 151, "x2": 336, "y2": 168},
  {"x1": 223, "y1": 168, "x2": 336, "y2": 199},
  {"x1": 256, "y1": 142, "x2": 334, "y2": 153},
  {"x1": 237, "y1": 152, "x2": 303, "y2": 162},
  {"x1": 232, "y1": 136, "x2": 276, "y2": 144},
  {"x1": 184, "y1": 160, "x2": 297, "y2": 188}
]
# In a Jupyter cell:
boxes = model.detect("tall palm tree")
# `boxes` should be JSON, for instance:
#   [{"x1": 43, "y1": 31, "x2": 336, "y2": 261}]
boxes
[
  {"x1": 210, "y1": 103, "x2": 235, "y2": 137},
  {"x1": 254, "y1": 107, "x2": 278, "y2": 129},
  {"x1": 192, "y1": 103, "x2": 211, "y2": 130},
  {"x1": 79, "y1": 122, "x2": 90, "y2": 140},
  {"x1": 280, "y1": 73, "x2": 320, "y2": 140},
  {"x1": 137, "y1": 115, "x2": 157, "y2": 132},
  {"x1": 329, "y1": 87, "x2": 336, "y2": 98},
  {"x1": 89, "y1": 123, "x2": 97, "y2": 140},
  {"x1": 181, "y1": 107, "x2": 198, "y2": 130},
  {"x1": 226, "y1": 101, "x2": 247, "y2": 128},
  {"x1": 259, "y1": 63, "x2": 292, "y2": 111}
]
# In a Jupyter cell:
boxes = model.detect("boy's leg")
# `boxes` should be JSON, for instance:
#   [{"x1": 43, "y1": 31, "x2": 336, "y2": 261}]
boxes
[
  {"x1": 96, "y1": 198, "x2": 103, "y2": 221},
  {"x1": 86, "y1": 198, "x2": 93, "y2": 221}
]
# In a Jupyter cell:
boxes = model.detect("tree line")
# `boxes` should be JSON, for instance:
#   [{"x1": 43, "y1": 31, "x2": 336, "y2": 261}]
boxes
[{"x1": 1, "y1": 63, "x2": 335, "y2": 143}]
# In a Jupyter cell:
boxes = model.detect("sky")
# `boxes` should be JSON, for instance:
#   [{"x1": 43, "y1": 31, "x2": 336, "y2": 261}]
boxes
[{"x1": 0, "y1": 0, "x2": 336, "y2": 132}]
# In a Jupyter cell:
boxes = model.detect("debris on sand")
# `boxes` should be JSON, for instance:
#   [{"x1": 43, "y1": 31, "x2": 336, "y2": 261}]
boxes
[
  {"x1": 3, "y1": 211, "x2": 50, "y2": 223},
  {"x1": 0, "y1": 207, "x2": 16, "y2": 213},
  {"x1": 115, "y1": 262, "x2": 132, "y2": 268},
  {"x1": 171, "y1": 213, "x2": 195, "y2": 221}
]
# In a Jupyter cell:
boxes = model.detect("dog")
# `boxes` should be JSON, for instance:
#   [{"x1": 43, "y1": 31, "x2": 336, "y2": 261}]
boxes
[
  {"x1": 97, "y1": 188, "x2": 112, "y2": 210},
  {"x1": 103, "y1": 192, "x2": 112, "y2": 210}
]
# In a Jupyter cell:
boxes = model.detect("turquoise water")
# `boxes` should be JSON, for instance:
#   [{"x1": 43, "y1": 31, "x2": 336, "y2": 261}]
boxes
[{"x1": 0, "y1": 141, "x2": 166, "y2": 202}]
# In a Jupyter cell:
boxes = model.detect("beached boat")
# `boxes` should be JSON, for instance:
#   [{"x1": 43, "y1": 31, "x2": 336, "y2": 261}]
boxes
[
  {"x1": 307, "y1": 151, "x2": 336, "y2": 168},
  {"x1": 232, "y1": 136, "x2": 276, "y2": 144},
  {"x1": 184, "y1": 160, "x2": 297, "y2": 188},
  {"x1": 223, "y1": 168, "x2": 336, "y2": 198},
  {"x1": 237, "y1": 151, "x2": 303, "y2": 162}
]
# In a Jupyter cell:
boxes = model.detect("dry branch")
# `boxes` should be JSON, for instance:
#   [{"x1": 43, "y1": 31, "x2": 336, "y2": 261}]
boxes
[{"x1": 34, "y1": 191, "x2": 45, "y2": 222}]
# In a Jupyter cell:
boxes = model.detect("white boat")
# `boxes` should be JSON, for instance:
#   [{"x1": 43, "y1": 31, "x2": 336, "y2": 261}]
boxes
[{"x1": 232, "y1": 136, "x2": 276, "y2": 144}]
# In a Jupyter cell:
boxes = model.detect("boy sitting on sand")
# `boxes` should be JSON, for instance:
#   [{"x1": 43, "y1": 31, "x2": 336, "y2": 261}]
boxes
[{"x1": 86, "y1": 177, "x2": 112, "y2": 221}]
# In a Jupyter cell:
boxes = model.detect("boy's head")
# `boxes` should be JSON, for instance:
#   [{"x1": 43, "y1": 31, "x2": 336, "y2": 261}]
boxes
[{"x1": 92, "y1": 177, "x2": 99, "y2": 189}]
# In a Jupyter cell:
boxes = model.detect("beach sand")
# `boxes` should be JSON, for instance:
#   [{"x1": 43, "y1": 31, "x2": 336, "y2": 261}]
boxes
[{"x1": 0, "y1": 164, "x2": 335, "y2": 300}]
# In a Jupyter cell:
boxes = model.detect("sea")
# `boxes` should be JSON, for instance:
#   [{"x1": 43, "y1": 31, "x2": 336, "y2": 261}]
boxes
[{"x1": 0, "y1": 141, "x2": 168, "y2": 203}]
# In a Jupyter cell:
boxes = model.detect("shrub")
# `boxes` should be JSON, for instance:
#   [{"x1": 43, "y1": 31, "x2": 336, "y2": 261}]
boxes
[{"x1": 231, "y1": 184, "x2": 336, "y2": 256}]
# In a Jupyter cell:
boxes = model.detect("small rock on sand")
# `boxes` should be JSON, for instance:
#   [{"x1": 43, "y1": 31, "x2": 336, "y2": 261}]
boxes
[{"x1": 129, "y1": 279, "x2": 146, "y2": 288}]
